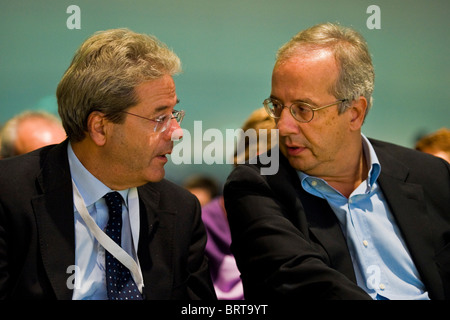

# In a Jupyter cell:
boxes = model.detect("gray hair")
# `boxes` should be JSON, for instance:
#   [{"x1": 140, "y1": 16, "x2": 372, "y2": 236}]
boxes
[
  {"x1": 276, "y1": 23, "x2": 375, "y2": 118},
  {"x1": 56, "y1": 28, "x2": 182, "y2": 142}
]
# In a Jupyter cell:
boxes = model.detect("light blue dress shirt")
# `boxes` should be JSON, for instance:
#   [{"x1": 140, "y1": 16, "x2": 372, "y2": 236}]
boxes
[
  {"x1": 67, "y1": 143, "x2": 140, "y2": 300},
  {"x1": 298, "y1": 135, "x2": 429, "y2": 300}
]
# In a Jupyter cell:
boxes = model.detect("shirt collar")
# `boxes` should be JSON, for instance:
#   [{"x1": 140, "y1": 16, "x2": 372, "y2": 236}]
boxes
[
  {"x1": 361, "y1": 134, "x2": 381, "y2": 187},
  {"x1": 298, "y1": 134, "x2": 381, "y2": 190},
  {"x1": 67, "y1": 142, "x2": 129, "y2": 207}
]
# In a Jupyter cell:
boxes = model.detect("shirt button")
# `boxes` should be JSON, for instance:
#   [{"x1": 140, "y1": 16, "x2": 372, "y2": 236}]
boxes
[
  {"x1": 379, "y1": 283, "x2": 386, "y2": 290},
  {"x1": 311, "y1": 180, "x2": 318, "y2": 187},
  {"x1": 363, "y1": 240, "x2": 369, "y2": 247}
]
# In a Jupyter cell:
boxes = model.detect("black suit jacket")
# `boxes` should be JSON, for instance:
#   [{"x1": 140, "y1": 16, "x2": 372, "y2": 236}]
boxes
[
  {"x1": 224, "y1": 138, "x2": 450, "y2": 300},
  {"x1": 0, "y1": 140, "x2": 216, "y2": 300}
]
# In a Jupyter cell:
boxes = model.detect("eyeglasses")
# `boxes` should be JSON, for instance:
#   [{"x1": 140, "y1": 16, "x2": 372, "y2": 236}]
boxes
[
  {"x1": 121, "y1": 109, "x2": 185, "y2": 132},
  {"x1": 263, "y1": 98, "x2": 348, "y2": 123}
]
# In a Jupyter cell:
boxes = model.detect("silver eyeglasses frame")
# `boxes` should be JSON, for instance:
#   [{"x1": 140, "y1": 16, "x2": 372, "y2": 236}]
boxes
[
  {"x1": 121, "y1": 109, "x2": 185, "y2": 132},
  {"x1": 263, "y1": 98, "x2": 348, "y2": 123}
]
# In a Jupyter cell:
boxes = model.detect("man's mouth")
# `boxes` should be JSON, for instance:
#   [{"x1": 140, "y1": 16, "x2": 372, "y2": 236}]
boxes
[
  {"x1": 156, "y1": 149, "x2": 172, "y2": 162},
  {"x1": 285, "y1": 145, "x2": 306, "y2": 156}
]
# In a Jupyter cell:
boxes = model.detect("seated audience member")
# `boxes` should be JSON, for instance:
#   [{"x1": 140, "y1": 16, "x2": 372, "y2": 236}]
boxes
[
  {"x1": 184, "y1": 174, "x2": 220, "y2": 207},
  {"x1": 415, "y1": 128, "x2": 450, "y2": 163},
  {"x1": 0, "y1": 124, "x2": 3, "y2": 156},
  {"x1": 0, "y1": 110, "x2": 66, "y2": 158},
  {"x1": 0, "y1": 28, "x2": 216, "y2": 300},
  {"x1": 201, "y1": 107, "x2": 275, "y2": 300},
  {"x1": 224, "y1": 23, "x2": 450, "y2": 300}
]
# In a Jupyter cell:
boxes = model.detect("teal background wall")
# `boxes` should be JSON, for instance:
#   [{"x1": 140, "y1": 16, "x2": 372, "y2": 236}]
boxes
[{"x1": 1, "y1": 0, "x2": 449, "y2": 186}]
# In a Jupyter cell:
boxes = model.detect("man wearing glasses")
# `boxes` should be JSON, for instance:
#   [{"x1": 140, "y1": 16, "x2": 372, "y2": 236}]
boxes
[
  {"x1": 0, "y1": 29, "x2": 216, "y2": 300},
  {"x1": 224, "y1": 23, "x2": 450, "y2": 300}
]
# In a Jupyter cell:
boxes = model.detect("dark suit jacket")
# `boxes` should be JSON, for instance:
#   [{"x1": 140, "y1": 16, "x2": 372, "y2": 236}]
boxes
[
  {"x1": 224, "y1": 138, "x2": 450, "y2": 300},
  {"x1": 0, "y1": 140, "x2": 216, "y2": 300}
]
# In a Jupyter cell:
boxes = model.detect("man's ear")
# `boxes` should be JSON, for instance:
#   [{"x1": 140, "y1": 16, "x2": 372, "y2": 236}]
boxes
[
  {"x1": 86, "y1": 111, "x2": 108, "y2": 146},
  {"x1": 348, "y1": 96, "x2": 368, "y2": 131}
]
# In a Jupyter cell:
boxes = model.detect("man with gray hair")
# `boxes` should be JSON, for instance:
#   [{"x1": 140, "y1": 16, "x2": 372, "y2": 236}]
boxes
[
  {"x1": 0, "y1": 29, "x2": 216, "y2": 300},
  {"x1": 224, "y1": 23, "x2": 450, "y2": 300}
]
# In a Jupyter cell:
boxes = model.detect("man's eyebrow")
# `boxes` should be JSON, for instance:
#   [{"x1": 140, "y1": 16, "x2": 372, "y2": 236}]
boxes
[
  {"x1": 269, "y1": 95, "x2": 280, "y2": 101},
  {"x1": 153, "y1": 99, "x2": 180, "y2": 113},
  {"x1": 293, "y1": 98, "x2": 315, "y2": 105},
  {"x1": 269, "y1": 95, "x2": 316, "y2": 105},
  {"x1": 154, "y1": 106, "x2": 169, "y2": 113}
]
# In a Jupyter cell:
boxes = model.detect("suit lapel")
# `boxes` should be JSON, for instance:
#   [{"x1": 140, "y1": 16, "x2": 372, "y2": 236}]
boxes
[
  {"x1": 374, "y1": 143, "x2": 442, "y2": 298},
  {"x1": 32, "y1": 141, "x2": 75, "y2": 300},
  {"x1": 299, "y1": 191, "x2": 358, "y2": 282},
  {"x1": 274, "y1": 154, "x2": 357, "y2": 282},
  {"x1": 276, "y1": 142, "x2": 442, "y2": 296},
  {"x1": 137, "y1": 183, "x2": 175, "y2": 299},
  {"x1": 31, "y1": 141, "x2": 178, "y2": 299}
]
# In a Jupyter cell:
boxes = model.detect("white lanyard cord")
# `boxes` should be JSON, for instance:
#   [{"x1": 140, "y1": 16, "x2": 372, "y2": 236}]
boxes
[{"x1": 71, "y1": 180, "x2": 144, "y2": 293}]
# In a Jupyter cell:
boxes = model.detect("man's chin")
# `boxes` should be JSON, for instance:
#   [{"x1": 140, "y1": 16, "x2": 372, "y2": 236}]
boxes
[
  {"x1": 143, "y1": 165, "x2": 166, "y2": 183},
  {"x1": 285, "y1": 153, "x2": 311, "y2": 173}
]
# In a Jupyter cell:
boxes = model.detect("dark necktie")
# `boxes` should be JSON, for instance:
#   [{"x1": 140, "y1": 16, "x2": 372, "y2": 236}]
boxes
[{"x1": 103, "y1": 192, "x2": 143, "y2": 300}]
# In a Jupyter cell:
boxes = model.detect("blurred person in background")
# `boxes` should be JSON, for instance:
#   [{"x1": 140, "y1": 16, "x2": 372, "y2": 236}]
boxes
[
  {"x1": 199, "y1": 107, "x2": 275, "y2": 300},
  {"x1": 415, "y1": 128, "x2": 450, "y2": 163},
  {"x1": 0, "y1": 110, "x2": 66, "y2": 158},
  {"x1": 183, "y1": 174, "x2": 220, "y2": 207}
]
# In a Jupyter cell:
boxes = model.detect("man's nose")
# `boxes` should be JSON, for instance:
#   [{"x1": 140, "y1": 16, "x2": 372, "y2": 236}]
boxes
[
  {"x1": 276, "y1": 107, "x2": 299, "y2": 136},
  {"x1": 169, "y1": 119, "x2": 183, "y2": 141}
]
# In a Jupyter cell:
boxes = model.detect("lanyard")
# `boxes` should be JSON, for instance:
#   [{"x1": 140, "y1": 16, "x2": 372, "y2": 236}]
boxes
[{"x1": 71, "y1": 180, "x2": 144, "y2": 293}]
